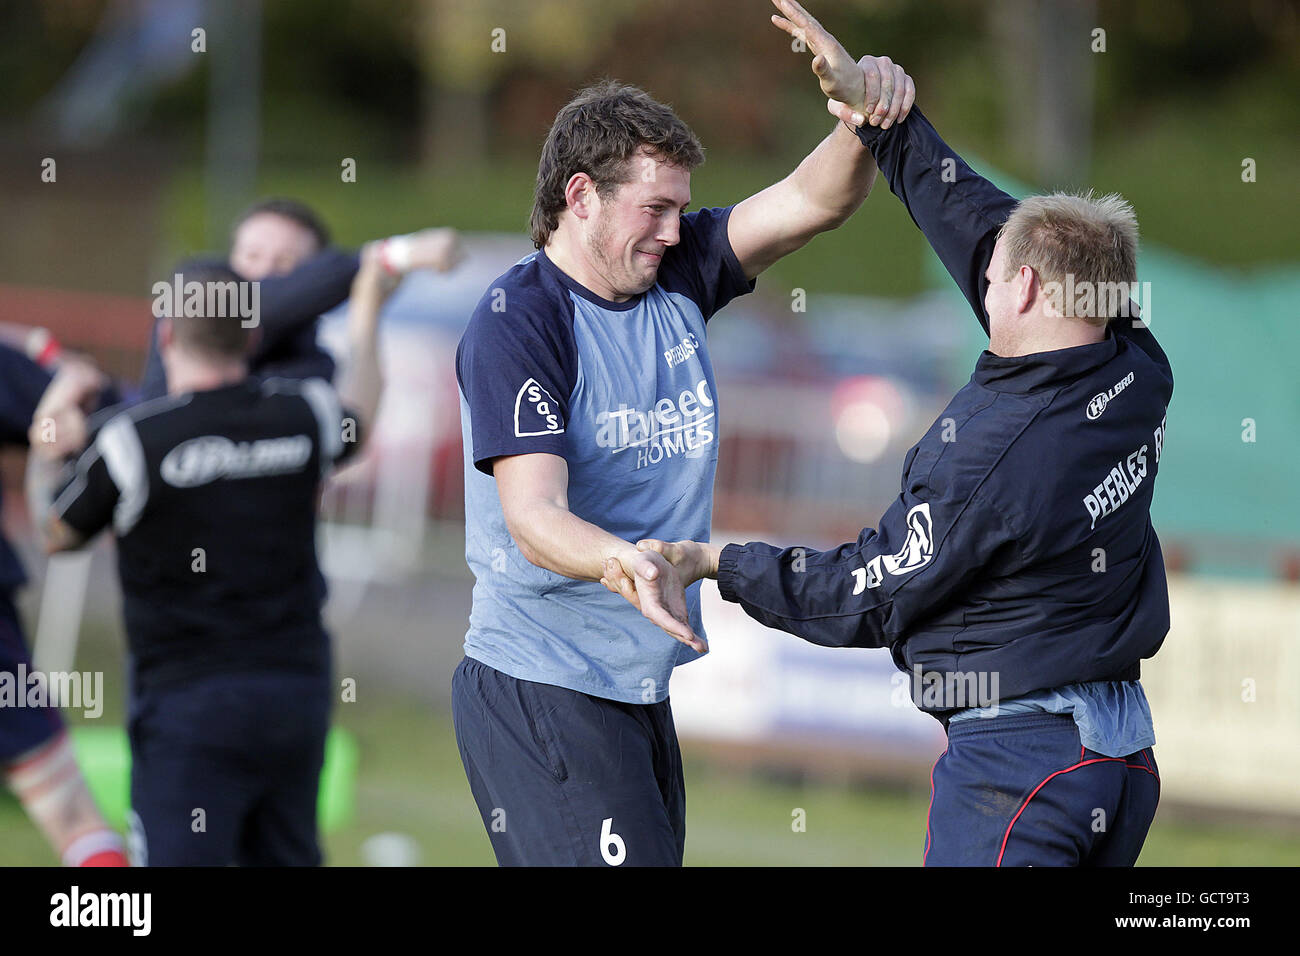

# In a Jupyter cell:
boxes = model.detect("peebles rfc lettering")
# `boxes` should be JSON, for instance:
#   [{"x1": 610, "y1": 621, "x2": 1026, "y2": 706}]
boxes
[
  {"x1": 1081, "y1": 414, "x2": 1169, "y2": 529},
  {"x1": 663, "y1": 332, "x2": 701, "y2": 368}
]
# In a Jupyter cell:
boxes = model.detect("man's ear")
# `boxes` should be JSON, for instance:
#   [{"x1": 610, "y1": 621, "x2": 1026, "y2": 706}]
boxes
[
  {"x1": 158, "y1": 317, "x2": 175, "y2": 351},
  {"x1": 563, "y1": 172, "x2": 597, "y2": 222},
  {"x1": 1016, "y1": 265, "x2": 1038, "y2": 314},
  {"x1": 246, "y1": 326, "x2": 263, "y2": 356}
]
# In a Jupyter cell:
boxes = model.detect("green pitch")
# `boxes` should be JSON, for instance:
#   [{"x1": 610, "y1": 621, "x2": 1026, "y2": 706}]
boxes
[{"x1": 5, "y1": 694, "x2": 1298, "y2": 866}]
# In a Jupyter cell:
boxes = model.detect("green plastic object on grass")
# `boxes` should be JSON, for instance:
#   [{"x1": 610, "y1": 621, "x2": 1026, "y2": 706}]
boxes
[{"x1": 69, "y1": 725, "x2": 358, "y2": 833}]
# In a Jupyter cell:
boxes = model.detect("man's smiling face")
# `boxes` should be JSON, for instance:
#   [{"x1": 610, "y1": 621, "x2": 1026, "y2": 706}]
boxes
[{"x1": 586, "y1": 150, "x2": 692, "y2": 299}]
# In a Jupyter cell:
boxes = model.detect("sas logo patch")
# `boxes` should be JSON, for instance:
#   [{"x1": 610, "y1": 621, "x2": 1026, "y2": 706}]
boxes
[{"x1": 514, "y1": 379, "x2": 564, "y2": 437}]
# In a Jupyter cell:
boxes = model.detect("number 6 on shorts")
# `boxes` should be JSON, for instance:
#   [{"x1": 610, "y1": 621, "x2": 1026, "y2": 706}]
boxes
[{"x1": 599, "y1": 817, "x2": 626, "y2": 866}]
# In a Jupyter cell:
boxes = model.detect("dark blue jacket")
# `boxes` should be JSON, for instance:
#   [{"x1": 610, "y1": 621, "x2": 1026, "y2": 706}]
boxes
[
  {"x1": 138, "y1": 248, "x2": 359, "y2": 401},
  {"x1": 716, "y1": 107, "x2": 1174, "y2": 714}
]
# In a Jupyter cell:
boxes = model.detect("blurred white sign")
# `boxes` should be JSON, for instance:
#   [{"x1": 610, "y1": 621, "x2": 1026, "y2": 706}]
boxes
[{"x1": 672, "y1": 576, "x2": 946, "y2": 759}]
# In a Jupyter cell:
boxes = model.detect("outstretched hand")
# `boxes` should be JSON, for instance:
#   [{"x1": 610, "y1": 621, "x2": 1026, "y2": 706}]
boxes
[
  {"x1": 769, "y1": 0, "x2": 916, "y2": 129},
  {"x1": 366, "y1": 228, "x2": 465, "y2": 289},
  {"x1": 405, "y1": 227, "x2": 465, "y2": 274}
]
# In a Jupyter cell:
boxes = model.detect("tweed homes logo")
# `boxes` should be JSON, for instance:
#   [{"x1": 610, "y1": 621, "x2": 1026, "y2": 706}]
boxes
[{"x1": 594, "y1": 379, "x2": 716, "y2": 469}]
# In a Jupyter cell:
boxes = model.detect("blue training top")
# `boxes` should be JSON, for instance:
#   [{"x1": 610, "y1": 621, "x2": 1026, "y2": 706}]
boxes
[
  {"x1": 456, "y1": 206, "x2": 754, "y2": 704},
  {"x1": 947, "y1": 683, "x2": 1156, "y2": 757}
]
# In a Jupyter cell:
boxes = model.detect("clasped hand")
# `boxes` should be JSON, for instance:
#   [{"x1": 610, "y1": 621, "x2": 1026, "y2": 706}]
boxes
[
  {"x1": 601, "y1": 539, "x2": 715, "y2": 655},
  {"x1": 770, "y1": 0, "x2": 916, "y2": 130}
]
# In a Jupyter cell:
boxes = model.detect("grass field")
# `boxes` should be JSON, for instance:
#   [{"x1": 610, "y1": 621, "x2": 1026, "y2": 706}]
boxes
[{"x1": 4, "y1": 625, "x2": 1300, "y2": 867}]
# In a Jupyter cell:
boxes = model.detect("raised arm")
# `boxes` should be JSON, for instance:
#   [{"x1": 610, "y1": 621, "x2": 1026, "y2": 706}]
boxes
[
  {"x1": 331, "y1": 243, "x2": 394, "y2": 443},
  {"x1": 250, "y1": 247, "x2": 361, "y2": 358},
  {"x1": 135, "y1": 250, "x2": 354, "y2": 402},
  {"x1": 840, "y1": 105, "x2": 1017, "y2": 333},
  {"x1": 834, "y1": 98, "x2": 1166, "y2": 367},
  {"x1": 726, "y1": 0, "x2": 915, "y2": 280},
  {"x1": 139, "y1": 229, "x2": 463, "y2": 400},
  {"x1": 253, "y1": 229, "x2": 462, "y2": 358}
]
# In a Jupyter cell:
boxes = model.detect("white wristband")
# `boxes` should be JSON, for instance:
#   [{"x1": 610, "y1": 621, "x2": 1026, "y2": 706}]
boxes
[{"x1": 383, "y1": 235, "x2": 413, "y2": 273}]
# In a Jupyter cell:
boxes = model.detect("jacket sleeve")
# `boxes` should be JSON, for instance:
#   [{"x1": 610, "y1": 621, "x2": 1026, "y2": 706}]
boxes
[
  {"x1": 852, "y1": 107, "x2": 1017, "y2": 334},
  {"x1": 854, "y1": 109, "x2": 1171, "y2": 380},
  {"x1": 138, "y1": 250, "x2": 361, "y2": 400},
  {"x1": 715, "y1": 485, "x2": 1017, "y2": 649},
  {"x1": 234, "y1": 248, "x2": 360, "y2": 361}
]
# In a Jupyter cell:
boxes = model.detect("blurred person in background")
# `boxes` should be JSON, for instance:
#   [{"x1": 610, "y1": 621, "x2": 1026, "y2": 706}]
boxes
[
  {"x1": 1, "y1": 343, "x2": 128, "y2": 866},
  {"x1": 138, "y1": 197, "x2": 463, "y2": 400},
  {"x1": 453, "y1": 0, "x2": 914, "y2": 866},
  {"x1": 24, "y1": 246, "x2": 403, "y2": 865}
]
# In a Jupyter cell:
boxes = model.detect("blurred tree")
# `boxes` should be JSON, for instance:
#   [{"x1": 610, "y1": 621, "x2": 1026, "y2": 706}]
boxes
[
  {"x1": 989, "y1": 0, "x2": 1097, "y2": 188},
  {"x1": 418, "y1": 0, "x2": 644, "y2": 166}
]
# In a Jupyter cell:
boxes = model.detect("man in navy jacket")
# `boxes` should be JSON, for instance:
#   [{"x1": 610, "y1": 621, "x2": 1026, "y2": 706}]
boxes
[
  {"x1": 603, "y1": 2, "x2": 1172, "y2": 866},
  {"x1": 138, "y1": 198, "x2": 461, "y2": 400}
]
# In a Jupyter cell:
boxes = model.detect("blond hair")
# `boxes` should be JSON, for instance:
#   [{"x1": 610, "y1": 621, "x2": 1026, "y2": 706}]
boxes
[{"x1": 998, "y1": 191, "x2": 1139, "y2": 324}]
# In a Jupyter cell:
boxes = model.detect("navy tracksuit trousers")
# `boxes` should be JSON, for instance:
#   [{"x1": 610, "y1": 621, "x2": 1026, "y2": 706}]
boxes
[{"x1": 925, "y1": 712, "x2": 1160, "y2": 866}]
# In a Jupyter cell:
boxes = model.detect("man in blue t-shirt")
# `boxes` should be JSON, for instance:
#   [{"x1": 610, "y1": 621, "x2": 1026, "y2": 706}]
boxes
[{"x1": 455, "y1": 27, "x2": 917, "y2": 864}]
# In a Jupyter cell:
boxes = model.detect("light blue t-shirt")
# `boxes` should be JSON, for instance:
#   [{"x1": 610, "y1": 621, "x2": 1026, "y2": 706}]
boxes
[
  {"x1": 455, "y1": 207, "x2": 754, "y2": 704},
  {"x1": 948, "y1": 680, "x2": 1155, "y2": 757}
]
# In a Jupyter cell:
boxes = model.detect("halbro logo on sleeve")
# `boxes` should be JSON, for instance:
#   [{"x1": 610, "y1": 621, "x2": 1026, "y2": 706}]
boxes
[
  {"x1": 514, "y1": 379, "x2": 564, "y2": 437},
  {"x1": 851, "y1": 502, "x2": 934, "y2": 594}
]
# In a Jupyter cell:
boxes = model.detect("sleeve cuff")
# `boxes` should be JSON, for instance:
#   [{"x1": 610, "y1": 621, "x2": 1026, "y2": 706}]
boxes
[
  {"x1": 848, "y1": 106, "x2": 926, "y2": 151},
  {"x1": 718, "y1": 204, "x2": 757, "y2": 297},
  {"x1": 716, "y1": 543, "x2": 743, "y2": 604},
  {"x1": 848, "y1": 120, "x2": 886, "y2": 151},
  {"x1": 474, "y1": 437, "x2": 568, "y2": 475}
]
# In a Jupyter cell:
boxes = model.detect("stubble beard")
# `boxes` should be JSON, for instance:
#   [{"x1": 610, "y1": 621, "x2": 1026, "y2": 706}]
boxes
[{"x1": 587, "y1": 209, "x2": 654, "y2": 298}]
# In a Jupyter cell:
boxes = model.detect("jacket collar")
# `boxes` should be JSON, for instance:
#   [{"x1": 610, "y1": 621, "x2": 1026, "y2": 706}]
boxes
[{"x1": 973, "y1": 331, "x2": 1119, "y2": 393}]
